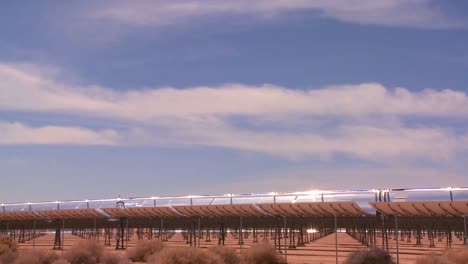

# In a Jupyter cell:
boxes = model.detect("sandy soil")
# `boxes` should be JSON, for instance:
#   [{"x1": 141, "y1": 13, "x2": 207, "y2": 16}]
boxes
[{"x1": 14, "y1": 231, "x2": 467, "y2": 264}]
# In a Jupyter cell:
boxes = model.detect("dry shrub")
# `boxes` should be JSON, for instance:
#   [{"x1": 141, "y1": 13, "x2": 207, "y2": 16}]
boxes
[
  {"x1": 0, "y1": 236, "x2": 16, "y2": 252},
  {"x1": 51, "y1": 260, "x2": 70, "y2": 264},
  {"x1": 242, "y1": 243, "x2": 283, "y2": 264},
  {"x1": 414, "y1": 255, "x2": 450, "y2": 264},
  {"x1": 100, "y1": 251, "x2": 130, "y2": 264},
  {"x1": 415, "y1": 248, "x2": 468, "y2": 264},
  {"x1": 13, "y1": 250, "x2": 60, "y2": 264},
  {"x1": 64, "y1": 240, "x2": 104, "y2": 264},
  {"x1": 0, "y1": 235, "x2": 18, "y2": 264},
  {"x1": 0, "y1": 251, "x2": 17, "y2": 264},
  {"x1": 148, "y1": 247, "x2": 223, "y2": 264},
  {"x1": 344, "y1": 247, "x2": 394, "y2": 264},
  {"x1": 127, "y1": 240, "x2": 165, "y2": 262},
  {"x1": 208, "y1": 246, "x2": 240, "y2": 264},
  {"x1": 443, "y1": 249, "x2": 468, "y2": 263}
]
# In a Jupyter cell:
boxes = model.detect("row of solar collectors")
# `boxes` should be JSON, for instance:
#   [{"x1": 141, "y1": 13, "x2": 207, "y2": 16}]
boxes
[
  {"x1": 1, "y1": 201, "x2": 468, "y2": 221},
  {"x1": 1, "y1": 188, "x2": 467, "y2": 213}
]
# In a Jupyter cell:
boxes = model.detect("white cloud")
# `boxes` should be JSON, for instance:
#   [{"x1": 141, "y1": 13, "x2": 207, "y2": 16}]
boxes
[
  {"x1": 0, "y1": 121, "x2": 119, "y2": 146},
  {"x1": 94, "y1": 0, "x2": 467, "y2": 29},
  {"x1": 148, "y1": 116, "x2": 466, "y2": 161},
  {"x1": 1, "y1": 62, "x2": 467, "y2": 160},
  {"x1": 219, "y1": 165, "x2": 467, "y2": 193},
  {"x1": 2, "y1": 63, "x2": 468, "y2": 120}
]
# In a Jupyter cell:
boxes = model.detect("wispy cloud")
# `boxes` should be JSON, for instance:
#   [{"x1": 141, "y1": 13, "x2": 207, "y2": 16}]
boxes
[
  {"x1": 0, "y1": 121, "x2": 118, "y2": 146},
  {"x1": 1, "y1": 62, "x2": 467, "y2": 160},
  {"x1": 93, "y1": 0, "x2": 467, "y2": 29},
  {"x1": 147, "y1": 116, "x2": 466, "y2": 161},
  {"x1": 2, "y1": 63, "x2": 468, "y2": 120},
  {"x1": 220, "y1": 165, "x2": 467, "y2": 192}
]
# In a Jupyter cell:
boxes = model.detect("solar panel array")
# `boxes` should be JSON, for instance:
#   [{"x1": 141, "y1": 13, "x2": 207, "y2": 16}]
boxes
[{"x1": 1, "y1": 187, "x2": 467, "y2": 221}]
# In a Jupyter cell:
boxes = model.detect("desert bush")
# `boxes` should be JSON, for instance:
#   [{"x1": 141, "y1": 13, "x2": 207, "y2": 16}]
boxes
[
  {"x1": 344, "y1": 247, "x2": 394, "y2": 264},
  {"x1": 242, "y1": 243, "x2": 283, "y2": 264},
  {"x1": 100, "y1": 251, "x2": 130, "y2": 264},
  {"x1": 442, "y1": 248, "x2": 468, "y2": 263},
  {"x1": 51, "y1": 260, "x2": 70, "y2": 264},
  {"x1": 414, "y1": 255, "x2": 450, "y2": 264},
  {"x1": 148, "y1": 247, "x2": 223, "y2": 264},
  {"x1": 208, "y1": 246, "x2": 240, "y2": 264},
  {"x1": 0, "y1": 235, "x2": 18, "y2": 264},
  {"x1": 13, "y1": 250, "x2": 60, "y2": 264},
  {"x1": 0, "y1": 236, "x2": 16, "y2": 252},
  {"x1": 415, "y1": 248, "x2": 468, "y2": 264},
  {"x1": 127, "y1": 240, "x2": 165, "y2": 262},
  {"x1": 64, "y1": 240, "x2": 104, "y2": 264}
]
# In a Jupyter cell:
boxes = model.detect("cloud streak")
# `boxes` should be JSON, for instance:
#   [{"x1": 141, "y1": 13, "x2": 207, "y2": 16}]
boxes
[
  {"x1": 0, "y1": 121, "x2": 118, "y2": 146},
  {"x1": 94, "y1": 0, "x2": 467, "y2": 29},
  {"x1": 1, "y1": 62, "x2": 467, "y2": 161},
  {"x1": 149, "y1": 117, "x2": 466, "y2": 161},
  {"x1": 2, "y1": 63, "x2": 468, "y2": 120}
]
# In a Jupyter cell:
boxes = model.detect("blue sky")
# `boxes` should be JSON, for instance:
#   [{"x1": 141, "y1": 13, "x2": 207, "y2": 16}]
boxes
[{"x1": 1, "y1": 1, "x2": 468, "y2": 202}]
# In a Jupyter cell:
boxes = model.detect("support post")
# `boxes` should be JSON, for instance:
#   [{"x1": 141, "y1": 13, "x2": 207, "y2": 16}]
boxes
[
  {"x1": 160, "y1": 218, "x2": 164, "y2": 240},
  {"x1": 115, "y1": 218, "x2": 126, "y2": 250},
  {"x1": 464, "y1": 215, "x2": 467, "y2": 247},
  {"x1": 53, "y1": 221, "x2": 62, "y2": 250},
  {"x1": 220, "y1": 222, "x2": 225, "y2": 245},
  {"x1": 198, "y1": 217, "x2": 201, "y2": 248},
  {"x1": 93, "y1": 218, "x2": 97, "y2": 240},
  {"x1": 335, "y1": 215, "x2": 338, "y2": 264},
  {"x1": 32, "y1": 220, "x2": 36, "y2": 249},
  {"x1": 126, "y1": 218, "x2": 129, "y2": 249},
  {"x1": 239, "y1": 216, "x2": 243, "y2": 251},
  {"x1": 284, "y1": 216, "x2": 288, "y2": 263},
  {"x1": 395, "y1": 215, "x2": 399, "y2": 264},
  {"x1": 62, "y1": 219, "x2": 65, "y2": 254}
]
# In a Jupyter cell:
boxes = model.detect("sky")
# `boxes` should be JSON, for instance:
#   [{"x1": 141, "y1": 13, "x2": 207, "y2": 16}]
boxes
[{"x1": 1, "y1": 0, "x2": 468, "y2": 203}]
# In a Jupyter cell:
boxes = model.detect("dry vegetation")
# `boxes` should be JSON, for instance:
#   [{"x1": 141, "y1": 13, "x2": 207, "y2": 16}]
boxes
[
  {"x1": 50, "y1": 260, "x2": 71, "y2": 264},
  {"x1": 0, "y1": 235, "x2": 17, "y2": 264},
  {"x1": 9, "y1": 235, "x2": 468, "y2": 264},
  {"x1": 241, "y1": 243, "x2": 283, "y2": 264},
  {"x1": 415, "y1": 248, "x2": 468, "y2": 264},
  {"x1": 151, "y1": 243, "x2": 283, "y2": 264},
  {"x1": 0, "y1": 238, "x2": 130, "y2": 264},
  {"x1": 207, "y1": 246, "x2": 240, "y2": 264},
  {"x1": 12, "y1": 250, "x2": 59, "y2": 264},
  {"x1": 64, "y1": 239, "x2": 105, "y2": 264},
  {"x1": 100, "y1": 252, "x2": 131, "y2": 264},
  {"x1": 127, "y1": 240, "x2": 165, "y2": 262},
  {"x1": 344, "y1": 247, "x2": 394, "y2": 264},
  {"x1": 148, "y1": 247, "x2": 224, "y2": 264}
]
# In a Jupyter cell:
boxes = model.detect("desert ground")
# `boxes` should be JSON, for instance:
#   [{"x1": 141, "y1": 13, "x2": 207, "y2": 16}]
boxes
[{"x1": 13, "y1": 230, "x2": 466, "y2": 263}]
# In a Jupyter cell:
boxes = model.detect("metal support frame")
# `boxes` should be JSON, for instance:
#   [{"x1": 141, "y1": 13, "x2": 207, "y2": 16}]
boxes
[
  {"x1": 104, "y1": 226, "x2": 112, "y2": 246},
  {"x1": 160, "y1": 218, "x2": 164, "y2": 241},
  {"x1": 395, "y1": 215, "x2": 399, "y2": 264},
  {"x1": 32, "y1": 220, "x2": 36, "y2": 249},
  {"x1": 53, "y1": 221, "x2": 62, "y2": 250},
  {"x1": 274, "y1": 217, "x2": 282, "y2": 253},
  {"x1": 93, "y1": 218, "x2": 97, "y2": 240},
  {"x1": 284, "y1": 216, "x2": 288, "y2": 263},
  {"x1": 115, "y1": 218, "x2": 126, "y2": 250},
  {"x1": 126, "y1": 218, "x2": 129, "y2": 249},
  {"x1": 335, "y1": 215, "x2": 338, "y2": 264},
  {"x1": 464, "y1": 215, "x2": 467, "y2": 247},
  {"x1": 415, "y1": 226, "x2": 423, "y2": 246},
  {"x1": 239, "y1": 216, "x2": 244, "y2": 250},
  {"x1": 198, "y1": 217, "x2": 201, "y2": 247},
  {"x1": 218, "y1": 222, "x2": 225, "y2": 245}
]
